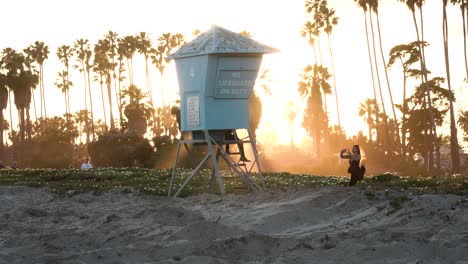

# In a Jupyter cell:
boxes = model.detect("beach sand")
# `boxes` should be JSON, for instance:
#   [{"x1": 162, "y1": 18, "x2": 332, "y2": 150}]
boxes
[{"x1": 0, "y1": 185, "x2": 467, "y2": 263}]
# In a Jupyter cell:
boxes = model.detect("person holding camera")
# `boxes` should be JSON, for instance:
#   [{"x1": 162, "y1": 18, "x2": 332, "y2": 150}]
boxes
[{"x1": 340, "y1": 145, "x2": 365, "y2": 186}]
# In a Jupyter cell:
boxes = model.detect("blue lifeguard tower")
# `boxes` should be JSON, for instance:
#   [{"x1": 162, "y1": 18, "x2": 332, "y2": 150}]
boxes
[{"x1": 167, "y1": 25, "x2": 277, "y2": 197}]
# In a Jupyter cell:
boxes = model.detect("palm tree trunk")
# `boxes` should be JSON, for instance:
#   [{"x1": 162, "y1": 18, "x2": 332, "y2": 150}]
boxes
[
  {"x1": 106, "y1": 73, "x2": 115, "y2": 130},
  {"x1": 82, "y1": 62, "x2": 90, "y2": 143},
  {"x1": 369, "y1": 10, "x2": 391, "y2": 153},
  {"x1": 19, "y1": 108, "x2": 25, "y2": 167},
  {"x1": 443, "y1": 2, "x2": 460, "y2": 174},
  {"x1": 462, "y1": 6, "x2": 468, "y2": 83},
  {"x1": 112, "y1": 73, "x2": 123, "y2": 129},
  {"x1": 376, "y1": 12, "x2": 400, "y2": 154},
  {"x1": 99, "y1": 75, "x2": 107, "y2": 130},
  {"x1": 363, "y1": 9, "x2": 380, "y2": 143},
  {"x1": 402, "y1": 64, "x2": 407, "y2": 156},
  {"x1": 87, "y1": 69, "x2": 95, "y2": 140},
  {"x1": 0, "y1": 111, "x2": 4, "y2": 161},
  {"x1": 420, "y1": 6, "x2": 438, "y2": 170},
  {"x1": 8, "y1": 91, "x2": 13, "y2": 136},
  {"x1": 327, "y1": 33, "x2": 341, "y2": 128},
  {"x1": 41, "y1": 64, "x2": 47, "y2": 118},
  {"x1": 414, "y1": 7, "x2": 438, "y2": 170},
  {"x1": 26, "y1": 108, "x2": 32, "y2": 140},
  {"x1": 31, "y1": 88, "x2": 37, "y2": 121}
]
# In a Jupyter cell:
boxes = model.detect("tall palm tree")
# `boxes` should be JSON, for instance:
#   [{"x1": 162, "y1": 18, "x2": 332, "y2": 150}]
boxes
[
  {"x1": 358, "y1": 98, "x2": 377, "y2": 141},
  {"x1": 92, "y1": 47, "x2": 108, "y2": 130},
  {"x1": 370, "y1": 0, "x2": 400, "y2": 152},
  {"x1": 443, "y1": 0, "x2": 460, "y2": 173},
  {"x1": 105, "y1": 31, "x2": 123, "y2": 128},
  {"x1": 74, "y1": 39, "x2": 92, "y2": 143},
  {"x1": 118, "y1": 35, "x2": 138, "y2": 85},
  {"x1": 55, "y1": 45, "x2": 74, "y2": 117},
  {"x1": 365, "y1": 0, "x2": 391, "y2": 153},
  {"x1": 151, "y1": 32, "x2": 185, "y2": 107},
  {"x1": 25, "y1": 41, "x2": 48, "y2": 119},
  {"x1": 355, "y1": 0, "x2": 381, "y2": 144},
  {"x1": 298, "y1": 64, "x2": 332, "y2": 155},
  {"x1": 450, "y1": 0, "x2": 468, "y2": 80},
  {"x1": 94, "y1": 39, "x2": 114, "y2": 130},
  {"x1": 2, "y1": 48, "x2": 38, "y2": 166},
  {"x1": 136, "y1": 32, "x2": 153, "y2": 99},
  {"x1": 0, "y1": 72, "x2": 8, "y2": 160},
  {"x1": 321, "y1": 1, "x2": 341, "y2": 128},
  {"x1": 22, "y1": 47, "x2": 38, "y2": 141}
]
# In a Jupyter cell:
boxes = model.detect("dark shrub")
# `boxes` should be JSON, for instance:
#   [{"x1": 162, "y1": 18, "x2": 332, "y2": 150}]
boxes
[{"x1": 88, "y1": 130, "x2": 154, "y2": 167}]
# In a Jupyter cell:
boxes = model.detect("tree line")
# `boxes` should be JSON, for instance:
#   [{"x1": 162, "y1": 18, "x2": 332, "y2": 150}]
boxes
[{"x1": 299, "y1": 0, "x2": 468, "y2": 175}]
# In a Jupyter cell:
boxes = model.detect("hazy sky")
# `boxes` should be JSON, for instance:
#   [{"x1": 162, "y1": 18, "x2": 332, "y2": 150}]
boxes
[{"x1": 0, "y1": 0, "x2": 466, "y2": 146}]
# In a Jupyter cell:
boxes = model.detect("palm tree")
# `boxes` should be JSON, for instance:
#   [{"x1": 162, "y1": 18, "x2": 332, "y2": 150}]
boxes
[
  {"x1": 22, "y1": 47, "x2": 38, "y2": 137},
  {"x1": 121, "y1": 84, "x2": 154, "y2": 136},
  {"x1": 118, "y1": 35, "x2": 138, "y2": 85},
  {"x1": 298, "y1": 64, "x2": 332, "y2": 155},
  {"x1": 442, "y1": 0, "x2": 460, "y2": 174},
  {"x1": 364, "y1": 0, "x2": 392, "y2": 153},
  {"x1": 355, "y1": 0, "x2": 381, "y2": 145},
  {"x1": 93, "y1": 41, "x2": 109, "y2": 130},
  {"x1": 25, "y1": 41, "x2": 48, "y2": 119},
  {"x1": 55, "y1": 45, "x2": 74, "y2": 117},
  {"x1": 94, "y1": 39, "x2": 115, "y2": 130},
  {"x1": 136, "y1": 32, "x2": 153, "y2": 100},
  {"x1": 321, "y1": 1, "x2": 341, "y2": 128},
  {"x1": 151, "y1": 32, "x2": 185, "y2": 107},
  {"x1": 74, "y1": 39, "x2": 92, "y2": 143},
  {"x1": 370, "y1": 0, "x2": 400, "y2": 152},
  {"x1": 0, "y1": 72, "x2": 8, "y2": 160},
  {"x1": 451, "y1": 0, "x2": 468, "y2": 80},
  {"x1": 358, "y1": 98, "x2": 377, "y2": 141},
  {"x1": 105, "y1": 31, "x2": 123, "y2": 128},
  {"x1": 2, "y1": 48, "x2": 39, "y2": 166}
]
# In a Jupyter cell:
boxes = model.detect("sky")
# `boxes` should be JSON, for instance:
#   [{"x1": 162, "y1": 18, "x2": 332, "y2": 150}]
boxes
[{"x1": 0, "y1": 0, "x2": 467, "y2": 148}]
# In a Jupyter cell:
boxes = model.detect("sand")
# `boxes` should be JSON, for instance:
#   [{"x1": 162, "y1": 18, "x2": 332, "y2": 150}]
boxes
[{"x1": 0, "y1": 185, "x2": 467, "y2": 264}]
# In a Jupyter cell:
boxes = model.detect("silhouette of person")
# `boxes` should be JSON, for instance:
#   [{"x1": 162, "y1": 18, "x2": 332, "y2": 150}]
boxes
[
  {"x1": 340, "y1": 145, "x2": 365, "y2": 186},
  {"x1": 225, "y1": 130, "x2": 250, "y2": 162}
]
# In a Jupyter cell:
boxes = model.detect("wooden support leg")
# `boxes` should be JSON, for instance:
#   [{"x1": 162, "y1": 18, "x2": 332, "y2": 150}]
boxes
[
  {"x1": 174, "y1": 152, "x2": 211, "y2": 197},
  {"x1": 168, "y1": 142, "x2": 182, "y2": 196},
  {"x1": 247, "y1": 128, "x2": 266, "y2": 190},
  {"x1": 208, "y1": 148, "x2": 221, "y2": 192},
  {"x1": 204, "y1": 130, "x2": 225, "y2": 195}
]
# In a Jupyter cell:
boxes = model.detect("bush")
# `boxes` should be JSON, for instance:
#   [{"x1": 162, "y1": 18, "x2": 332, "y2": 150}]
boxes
[
  {"x1": 28, "y1": 139, "x2": 73, "y2": 169},
  {"x1": 88, "y1": 130, "x2": 154, "y2": 167}
]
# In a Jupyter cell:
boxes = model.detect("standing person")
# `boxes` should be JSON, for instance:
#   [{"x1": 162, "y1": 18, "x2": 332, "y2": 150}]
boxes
[
  {"x1": 224, "y1": 130, "x2": 250, "y2": 162},
  {"x1": 340, "y1": 145, "x2": 365, "y2": 186},
  {"x1": 81, "y1": 157, "x2": 93, "y2": 170}
]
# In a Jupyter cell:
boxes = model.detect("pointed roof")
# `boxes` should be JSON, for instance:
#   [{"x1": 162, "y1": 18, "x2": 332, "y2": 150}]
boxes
[{"x1": 167, "y1": 25, "x2": 278, "y2": 60}]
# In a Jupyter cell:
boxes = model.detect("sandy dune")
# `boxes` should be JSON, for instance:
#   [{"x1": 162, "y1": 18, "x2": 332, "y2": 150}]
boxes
[{"x1": 0, "y1": 185, "x2": 467, "y2": 264}]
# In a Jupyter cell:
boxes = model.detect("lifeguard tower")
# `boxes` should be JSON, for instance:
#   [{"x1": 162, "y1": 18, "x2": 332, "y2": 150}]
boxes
[{"x1": 167, "y1": 25, "x2": 277, "y2": 197}]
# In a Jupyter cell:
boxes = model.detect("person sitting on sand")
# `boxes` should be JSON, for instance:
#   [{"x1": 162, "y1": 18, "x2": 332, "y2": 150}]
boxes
[
  {"x1": 340, "y1": 145, "x2": 365, "y2": 186},
  {"x1": 80, "y1": 157, "x2": 93, "y2": 170}
]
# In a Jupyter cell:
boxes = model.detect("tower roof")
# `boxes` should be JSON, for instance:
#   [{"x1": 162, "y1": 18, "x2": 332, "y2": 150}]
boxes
[{"x1": 167, "y1": 25, "x2": 278, "y2": 60}]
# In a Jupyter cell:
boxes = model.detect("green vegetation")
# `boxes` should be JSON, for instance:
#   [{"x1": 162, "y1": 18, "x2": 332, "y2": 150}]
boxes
[
  {"x1": 0, "y1": 168, "x2": 466, "y2": 197},
  {"x1": 389, "y1": 195, "x2": 410, "y2": 209}
]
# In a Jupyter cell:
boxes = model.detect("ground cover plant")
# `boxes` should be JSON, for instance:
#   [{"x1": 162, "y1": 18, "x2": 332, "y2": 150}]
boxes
[{"x1": 0, "y1": 168, "x2": 466, "y2": 197}]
